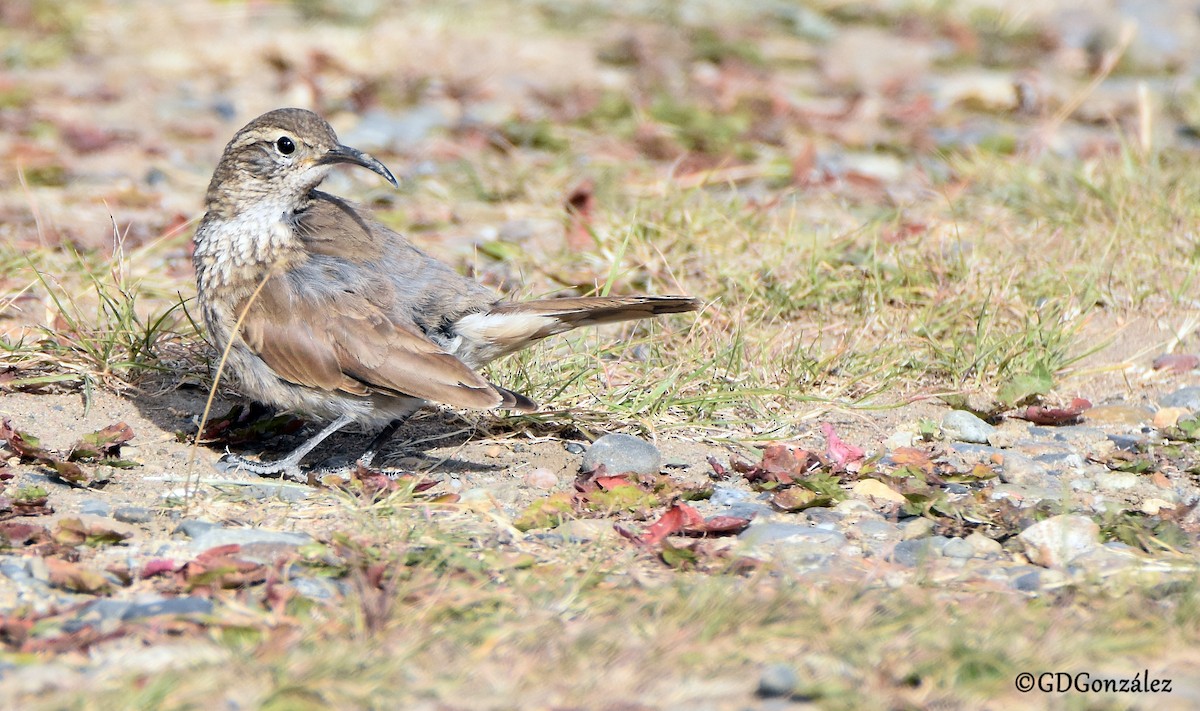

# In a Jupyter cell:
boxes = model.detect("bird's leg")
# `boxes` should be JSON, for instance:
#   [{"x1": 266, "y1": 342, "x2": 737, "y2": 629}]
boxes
[
  {"x1": 216, "y1": 413, "x2": 355, "y2": 482},
  {"x1": 356, "y1": 416, "x2": 410, "y2": 469}
]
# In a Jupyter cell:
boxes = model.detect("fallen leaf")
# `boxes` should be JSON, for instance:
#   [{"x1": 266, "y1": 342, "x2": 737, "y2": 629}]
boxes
[
  {"x1": 822, "y1": 423, "x2": 865, "y2": 468},
  {"x1": 46, "y1": 557, "x2": 112, "y2": 593},
  {"x1": 1152, "y1": 354, "x2": 1200, "y2": 373},
  {"x1": 771, "y1": 487, "x2": 832, "y2": 512},
  {"x1": 1016, "y1": 397, "x2": 1091, "y2": 425}
]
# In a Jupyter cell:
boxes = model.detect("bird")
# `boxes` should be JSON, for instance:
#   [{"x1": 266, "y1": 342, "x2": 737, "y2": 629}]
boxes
[{"x1": 192, "y1": 108, "x2": 699, "y2": 480}]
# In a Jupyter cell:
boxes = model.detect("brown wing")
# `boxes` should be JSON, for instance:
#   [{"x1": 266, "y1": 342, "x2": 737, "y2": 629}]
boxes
[{"x1": 238, "y1": 276, "x2": 503, "y2": 409}]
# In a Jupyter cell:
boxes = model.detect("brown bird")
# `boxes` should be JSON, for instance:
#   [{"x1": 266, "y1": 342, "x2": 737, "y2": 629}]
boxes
[{"x1": 193, "y1": 108, "x2": 699, "y2": 480}]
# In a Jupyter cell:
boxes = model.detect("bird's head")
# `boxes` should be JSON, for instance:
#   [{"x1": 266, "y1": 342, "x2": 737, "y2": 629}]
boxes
[{"x1": 204, "y1": 107, "x2": 397, "y2": 215}]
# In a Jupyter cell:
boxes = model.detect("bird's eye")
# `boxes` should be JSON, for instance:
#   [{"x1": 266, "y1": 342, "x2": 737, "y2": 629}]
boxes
[{"x1": 275, "y1": 136, "x2": 296, "y2": 155}]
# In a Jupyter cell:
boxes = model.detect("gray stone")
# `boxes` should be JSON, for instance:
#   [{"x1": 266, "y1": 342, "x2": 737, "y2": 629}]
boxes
[
  {"x1": 563, "y1": 442, "x2": 585, "y2": 455},
  {"x1": 941, "y1": 410, "x2": 996, "y2": 444},
  {"x1": 900, "y1": 517, "x2": 936, "y2": 540},
  {"x1": 804, "y1": 508, "x2": 843, "y2": 526},
  {"x1": 889, "y1": 536, "x2": 949, "y2": 566},
  {"x1": 1161, "y1": 386, "x2": 1200, "y2": 412},
  {"x1": 125, "y1": 596, "x2": 213, "y2": 620},
  {"x1": 757, "y1": 663, "x2": 799, "y2": 698},
  {"x1": 64, "y1": 596, "x2": 212, "y2": 633},
  {"x1": 1107, "y1": 433, "x2": 1146, "y2": 452},
  {"x1": 580, "y1": 434, "x2": 661, "y2": 476},
  {"x1": 851, "y1": 519, "x2": 900, "y2": 540},
  {"x1": 79, "y1": 500, "x2": 111, "y2": 517},
  {"x1": 1093, "y1": 472, "x2": 1140, "y2": 492},
  {"x1": 711, "y1": 487, "x2": 752, "y2": 506},
  {"x1": 290, "y1": 576, "x2": 341, "y2": 602},
  {"x1": 942, "y1": 537, "x2": 975, "y2": 559},
  {"x1": 174, "y1": 520, "x2": 219, "y2": 539},
  {"x1": 965, "y1": 532, "x2": 1002, "y2": 557},
  {"x1": 997, "y1": 452, "x2": 1054, "y2": 486},
  {"x1": 739, "y1": 523, "x2": 848, "y2": 563},
  {"x1": 114, "y1": 506, "x2": 153, "y2": 524},
  {"x1": 1018, "y1": 515, "x2": 1100, "y2": 568},
  {"x1": 189, "y1": 527, "x2": 312, "y2": 551},
  {"x1": 724, "y1": 502, "x2": 773, "y2": 520}
]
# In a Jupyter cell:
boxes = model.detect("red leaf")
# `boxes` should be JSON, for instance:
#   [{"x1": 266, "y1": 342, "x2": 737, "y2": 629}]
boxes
[
  {"x1": 822, "y1": 423, "x2": 865, "y2": 468},
  {"x1": 1153, "y1": 354, "x2": 1200, "y2": 373},
  {"x1": 634, "y1": 503, "x2": 704, "y2": 546},
  {"x1": 595, "y1": 475, "x2": 635, "y2": 491},
  {"x1": 1018, "y1": 398, "x2": 1091, "y2": 425},
  {"x1": 141, "y1": 559, "x2": 177, "y2": 578},
  {"x1": 682, "y1": 515, "x2": 751, "y2": 536}
]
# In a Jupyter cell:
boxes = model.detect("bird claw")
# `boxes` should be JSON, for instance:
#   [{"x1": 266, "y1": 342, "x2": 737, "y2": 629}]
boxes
[{"x1": 214, "y1": 453, "x2": 308, "y2": 483}]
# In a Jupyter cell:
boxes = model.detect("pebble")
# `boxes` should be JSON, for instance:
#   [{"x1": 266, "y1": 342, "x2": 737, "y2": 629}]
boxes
[
  {"x1": 850, "y1": 479, "x2": 905, "y2": 503},
  {"x1": 188, "y1": 526, "x2": 312, "y2": 551},
  {"x1": 174, "y1": 520, "x2": 219, "y2": 539},
  {"x1": 995, "y1": 452, "x2": 1053, "y2": 486},
  {"x1": 757, "y1": 663, "x2": 799, "y2": 698},
  {"x1": 1084, "y1": 405, "x2": 1151, "y2": 427},
  {"x1": 941, "y1": 537, "x2": 975, "y2": 559},
  {"x1": 523, "y1": 467, "x2": 559, "y2": 489},
  {"x1": 889, "y1": 536, "x2": 949, "y2": 566},
  {"x1": 711, "y1": 487, "x2": 753, "y2": 506},
  {"x1": 941, "y1": 410, "x2": 995, "y2": 444},
  {"x1": 114, "y1": 506, "x2": 153, "y2": 524},
  {"x1": 1160, "y1": 386, "x2": 1200, "y2": 411},
  {"x1": 965, "y1": 532, "x2": 1002, "y2": 557},
  {"x1": 1153, "y1": 407, "x2": 1192, "y2": 429},
  {"x1": 900, "y1": 518, "x2": 936, "y2": 540},
  {"x1": 580, "y1": 434, "x2": 661, "y2": 475},
  {"x1": 1018, "y1": 515, "x2": 1100, "y2": 568},
  {"x1": 79, "y1": 500, "x2": 111, "y2": 517},
  {"x1": 739, "y1": 523, "x2": 848, "y2": 563},
  {"x1": 563, "y1": 442, "x2": 586, "y2": 455}
]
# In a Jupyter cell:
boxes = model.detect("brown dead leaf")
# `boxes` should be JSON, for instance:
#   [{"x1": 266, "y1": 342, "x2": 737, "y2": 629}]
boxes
[
  {"x1": 1016, "y1": 397, "x2": 1091, "y2": 425},
  {"x1": 1153, "y1": 354, "x2": 1200, "y2": 373},
  {"x1": 46, "y1": 557, "x2": 112, "y2": 593}
]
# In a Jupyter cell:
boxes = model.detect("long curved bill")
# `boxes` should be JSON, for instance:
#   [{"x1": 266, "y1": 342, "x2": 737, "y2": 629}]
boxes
[{"x1": 318, "y1": 144, "x2": 399, "y2": 187}]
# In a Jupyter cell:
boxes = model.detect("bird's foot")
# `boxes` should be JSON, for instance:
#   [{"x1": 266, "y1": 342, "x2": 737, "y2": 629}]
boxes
[{"x1": 214, "y1": 453, "x2": 308, "y2": 484}]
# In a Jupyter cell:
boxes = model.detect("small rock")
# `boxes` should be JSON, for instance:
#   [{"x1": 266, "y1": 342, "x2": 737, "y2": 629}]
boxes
[
  {"x1": 849, "y1": 518, "x2": 900, "y2": 540},
  {"x1": 1093, "y1": 471, "x2": 1140, "y2": 492},
  {"x1": 290, "y1": 577, "x2": 342, "y2": 602},
  {"x1": 1140, "y1": 498, "x2": 1174, "y2": 515},
  {"x1": 1018, "y1": 514, "x2": 1100, "y2": 568},
  {"x1": 941, "y1": 410, "x2": 996, "y2": 444},
  {"x1": 996, "y1": 452, "x2": 1053, "y2": 486},
  {"x1": 942, "y1": 537, "x2": 975, "y2": 559},
  {"x1": 1153, "y1": 407, "x2": 1192, "y2": 429},
  {"x1": 985, "y1": 429, "x2": 1020, "y2": 448},
  {"x1": 757, "y1": 663, "x2": 799, "y2": 698},
  {"x1": 174, "y1": 520, "x2": 219, "y2": 539},
  {"x1": 884, "y1": 430, "x2": 916, "y2": 449},
  {"x1": 832, "y1": 499, "x2": 874, "y2": 516},
  {"x1": 523, "y1": 468, "x2": 559, "y2": 489},
  {"x1": 124, "y1": 596, "x2": 213, "y2": 620},
  {"x1": 563, "y1": 442, "x2": 585, "y2": 455},
  {"x1": 889, "y1": 536, "x2": 948, "y2": 566},
  {"x1": 965, "y1": 532, "x2": 1002, "y2": 557},
  {"x1": 580, "y1": 433, "x2": 661, "y2": 476},
  {"x1": 1084, "y1": 405, "x2": 1152, "y2": 427},
  {"x1": 1106, "y1": 433, "x2": 1146, "y2": 452},
  {"x1": 79, "y1": 500, "x2": 111, "y2": 517},
  {"x1": 900, "y1": 517, "x2": 936, "y2": 540},
  {"x1": 189, "y1": 527, "x2": 311, "y2": 551},
  {"x1": 711, "y1": 487, "x2": 753, "y2": 506},
  {"x1": 114, "y1": 506, "x2": 153, "y2": 524},
  {"x1": 1160, "y1": 386, "x2": 1200, "y2": 411},
  {"x1": 851, "y1": 479, "x2": 906, "y2": 504},
  {"x1": 804, "y1": 507, "x2": 843, "y2": 526}
]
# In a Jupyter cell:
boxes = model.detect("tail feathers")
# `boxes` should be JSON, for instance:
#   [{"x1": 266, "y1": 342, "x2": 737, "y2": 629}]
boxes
[
  {"x1": 488, "y1": 295, "x2": 701, "y2": 330},
  {"x1": 493, "y1": 384, "x2": 538, "y2": 412},
  {"x1": 451, "y1": 294, "x2": 699, "y2": 365}
]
